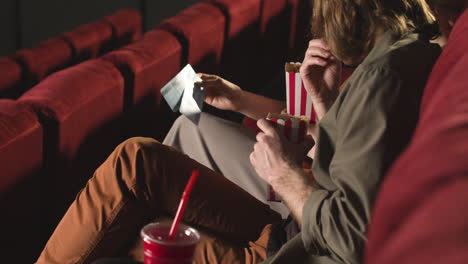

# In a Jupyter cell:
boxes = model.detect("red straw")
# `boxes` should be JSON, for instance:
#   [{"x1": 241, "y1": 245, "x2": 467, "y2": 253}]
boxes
[{"x1": 168, "y1": 170, "x2": 200, "y2": 240}]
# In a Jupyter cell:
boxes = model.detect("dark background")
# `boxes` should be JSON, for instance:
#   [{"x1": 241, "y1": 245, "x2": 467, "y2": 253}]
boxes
[{"x1": 0, "y1": 0, "x2": 200, "y2": 57}]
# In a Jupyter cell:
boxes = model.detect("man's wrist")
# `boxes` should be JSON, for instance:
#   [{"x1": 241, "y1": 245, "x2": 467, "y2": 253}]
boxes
[
  {"x1": 272, "y1": 165, "x2": 314, "y2": 197},
  {"x1": 275, "y1": 168, "x2": 315, "y2": 224}
]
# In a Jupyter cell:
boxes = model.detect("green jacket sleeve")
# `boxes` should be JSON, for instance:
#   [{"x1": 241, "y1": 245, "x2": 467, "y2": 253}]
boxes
[{"x1": 301, "y1": 66, "x2": 405, "y2": 264}]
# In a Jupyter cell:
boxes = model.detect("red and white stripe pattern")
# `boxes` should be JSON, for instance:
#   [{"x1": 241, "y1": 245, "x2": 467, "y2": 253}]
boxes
[
  {"x1": 266, "y1": 114, "x2": 309, "y2": 201},
  {"x1": 267, "y1": 117, "x2": 308, "y2": 144},
  {"x1": 286, "y1": 71, "x2": 316, "y2": 122}
]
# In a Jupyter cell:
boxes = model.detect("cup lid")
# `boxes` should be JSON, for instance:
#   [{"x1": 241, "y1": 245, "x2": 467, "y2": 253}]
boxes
[{"x1": 141, "y1": 222, "x2": 200, "y2": 246}]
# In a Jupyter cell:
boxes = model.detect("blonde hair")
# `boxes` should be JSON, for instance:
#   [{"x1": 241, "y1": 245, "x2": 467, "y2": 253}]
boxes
[{"x1": 312, "y1": 0, "x2": 439, "y2": 63}]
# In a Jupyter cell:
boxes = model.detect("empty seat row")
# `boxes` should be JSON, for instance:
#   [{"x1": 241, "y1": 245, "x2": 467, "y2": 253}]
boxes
[
  {"x1": 1, "y1": 60, "x2": 125, "y2": 263},
  {"x1": 0, "y1": 8, "x2": 142, "y2": 99}
]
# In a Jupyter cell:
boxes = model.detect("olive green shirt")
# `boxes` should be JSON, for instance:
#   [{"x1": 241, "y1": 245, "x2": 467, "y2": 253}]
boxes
[{"x1": 264, "y1": 31, "x2": 440, "y2": 264}]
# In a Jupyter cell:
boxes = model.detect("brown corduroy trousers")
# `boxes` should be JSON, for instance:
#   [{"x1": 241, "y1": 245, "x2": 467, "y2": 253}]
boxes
[{"x1": 36, "y1": 137, "x2": 282, "y2": 264}]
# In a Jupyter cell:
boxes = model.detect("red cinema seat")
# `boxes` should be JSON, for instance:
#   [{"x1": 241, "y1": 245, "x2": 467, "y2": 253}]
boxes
[
  {"x1": 14, "y1": 37, "x2": 72, "y2": 89},
  {"x1": 365, "y1": 10, "x2": 468, "y2": 264},
  {"x1": 209, "y1": 0, "x2": 263, "y2": 93},
  {"x1": 0, "y1": 58, "x2": 22, "y2": 98},
  {"x1": 62, "y1": 20, "x2": 113, "y2": 63},
  {"x1": 157, "y1": 3, "x2": 226, "y2": 74},
  {"x1": 102, "y1": 8, "x2": 143, "y2": 50},
  {"x1": 0, "y1": 100, "x2": 44, "y2": 263},
  {"x1": 102, "y1": 30, "x2": 182, "y2": 140},
  {"x1": 19, "y1": 59, "x2": 124, "y2": 234},
  {"x1": 260, "y1": 0, "x2": 292, "y2": 82}
]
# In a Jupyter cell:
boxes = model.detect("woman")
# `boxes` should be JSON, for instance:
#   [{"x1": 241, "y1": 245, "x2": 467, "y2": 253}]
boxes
[
  {"x1": 428, "y1": 0, "x2": 466, "y2": 46},
  {"x1": 36, "y1": 1, "x2": 441, "y2": 264}
]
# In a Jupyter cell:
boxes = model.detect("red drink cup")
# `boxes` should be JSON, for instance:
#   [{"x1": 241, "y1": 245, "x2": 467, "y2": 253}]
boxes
[{"x1": 141, "y1": 222, "x2": 200, "y2": 264}]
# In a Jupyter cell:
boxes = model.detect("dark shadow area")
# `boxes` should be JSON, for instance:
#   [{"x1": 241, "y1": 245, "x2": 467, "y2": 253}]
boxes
[
  {"x1": 0, "y1": 0, "x2": 18, "y2": 56},
  {"x1": 219, "y1": 22, "x2": 262, "y2": 94},
  {"x1": 291, "y1": 0, "x2": 312, "y2": 60},
  {"x1": 18, "y1": 0, "x2": 140, "y2": 50},
  {"x1": 128, "y1": 95, "x2": 180, "y2": 141},
  {"x1": 193, "y1": 51, "x2": 220, "y2": 76},
  {"x1": 144, "y1": 0, "x2": 200, "y2": 31},
  {"x1": 36, "y1": 111, "x2": 125, "y2": 245},
  {"x1": 260, "y1": 6, "x2": 292, "y2": 86},
  {"x1": 0, "y1": 168, "x2": 45, "y2": 263},
  {"x1": 0, "y1": 84, "x2": 23, "y2": 99},
  {"x1": 257, "y1": 68, "x2": 287, "y2": 102}
]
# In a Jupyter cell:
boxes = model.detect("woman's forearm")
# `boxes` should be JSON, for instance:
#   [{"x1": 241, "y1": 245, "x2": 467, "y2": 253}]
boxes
[{"x1": 236, "y1": 90, "x2": 286, "y2": 120}]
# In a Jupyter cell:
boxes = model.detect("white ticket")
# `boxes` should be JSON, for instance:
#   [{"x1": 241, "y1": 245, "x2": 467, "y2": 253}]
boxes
[{"x1": 161, "y1": 64, "x2": 205, "y2": 124}]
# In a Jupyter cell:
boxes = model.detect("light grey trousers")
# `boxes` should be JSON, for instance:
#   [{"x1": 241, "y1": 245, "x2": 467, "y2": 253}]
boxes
[{"x1": 163, "y1": 113, "x2": 289, "y2": 218}]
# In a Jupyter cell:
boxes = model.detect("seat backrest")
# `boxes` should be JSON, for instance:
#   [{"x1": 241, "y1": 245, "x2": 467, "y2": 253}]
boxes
[
  {"x1": 365, "y1": 9, "x2": 468, "y2": 264},
  {"x1": 0, "y1": 99, "x2": 44, "y2": 263},
  {"x1": 157, "y1": 2, "x2": 226, "y2": 74},
  {"x1": 0, "y1": 58, "x2": 22, "y2": 98},
  {"x1": 101, "y1": 8, "x2": 143, "y2": 50},
  {"x1": 13, "y1": 37, "x2": 73, "y2": 89},
  {"x1": 209, "y1": 0, "x2": 263, "y2": 93},
  {"x1": 18, "y1": 59, "x2": 124, "y2": 236},
  {"x1": 62, "y1": 20, "x2": 113, "y2": 64},
  {"x1": 102, "y1": 29, "x2": 182, "y2": 140}
]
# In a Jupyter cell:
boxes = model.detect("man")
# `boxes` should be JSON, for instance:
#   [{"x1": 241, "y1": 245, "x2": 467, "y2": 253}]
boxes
[{"x1": 36, "y1": 1, "x2": 441, "y2": 263}]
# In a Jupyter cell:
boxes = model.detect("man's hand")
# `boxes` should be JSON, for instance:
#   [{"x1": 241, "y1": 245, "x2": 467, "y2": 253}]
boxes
[
  {"x1": 300, "y1": 39, "x2": 341, "y2": 120},
  {"x1": 250, "y1": 119, "x2": 316, "y2": 224},
  {"x1": 195, "y1": 73, "x2": 242, "y2": 111}
]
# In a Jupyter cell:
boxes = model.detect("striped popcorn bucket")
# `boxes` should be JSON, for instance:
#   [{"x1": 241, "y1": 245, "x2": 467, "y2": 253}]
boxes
[
  {"x1": 266, "y1": 113, "x2": 309, "y2": 202},
  {"x1": 285, "y1": 62, "x2": 316, "y2": 122}
]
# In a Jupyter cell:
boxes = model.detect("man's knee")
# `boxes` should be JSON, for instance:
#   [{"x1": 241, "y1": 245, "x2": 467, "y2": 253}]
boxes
[
  {"x1": 119, "y1": 137, "x2": 160, "y2": 151},
  {"x1": 114, "y1": 137, "x2": 165, "y2": 193}
]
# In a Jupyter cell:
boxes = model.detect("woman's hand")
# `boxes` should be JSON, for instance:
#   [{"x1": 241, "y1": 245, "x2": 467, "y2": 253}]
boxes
[
  {"x1": 195, "y1": 73, "x2": 242, "y2": 111},
  {"x1": 300, "y1": 39, "x2": 342, "y2": 120}
]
